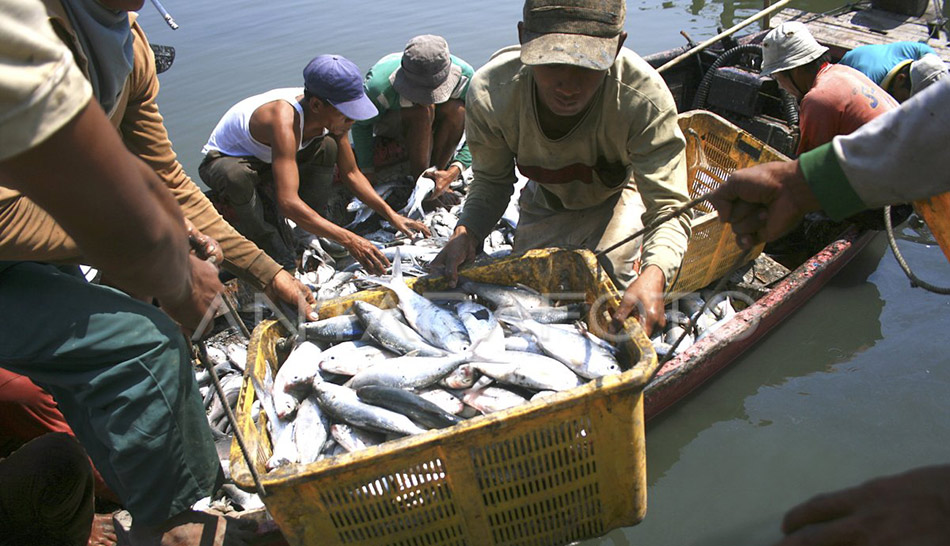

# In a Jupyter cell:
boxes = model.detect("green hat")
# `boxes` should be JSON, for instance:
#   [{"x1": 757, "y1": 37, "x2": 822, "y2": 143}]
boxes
[{"x1": 520, "y1": 0, "x2": 626, "y2": 71}]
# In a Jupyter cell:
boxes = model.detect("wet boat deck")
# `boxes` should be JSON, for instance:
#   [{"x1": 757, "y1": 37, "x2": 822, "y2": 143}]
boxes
[{"x1": 772, "y1": 4, "x2": 950, "y2": 61}]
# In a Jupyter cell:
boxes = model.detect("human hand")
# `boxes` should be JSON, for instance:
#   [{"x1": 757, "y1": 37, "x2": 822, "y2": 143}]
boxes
[
  {"x1": 709, "y1": 160, "x2": 821, "y2": 249},
  {"x1": 776, "y1": 465, "x2": 950, "y2": 546},
  {"x1": 343, "y1": 234, "x2": 390, "y2": 275},
  {"x1": 612, "y1": 266, "x2": 666, "y2": 337},
  {"x1": 390, "y1": 214, "x2": 431, "y2": 239},
  {"x1": 159, "y1": 254, "x2": 224, "y2": 336},
  {"x1": 185, "y1": 218, "x2": 223, "y2": 264},
  {"x1": 265, "y1": 269, "x2": 318, "y2": 321},
  {"x1": 428, "y1": 227, "x2": 478, "y2": 287},
  {"x1": 424, "y1": 166, "x2": 461, "y2": 199}
]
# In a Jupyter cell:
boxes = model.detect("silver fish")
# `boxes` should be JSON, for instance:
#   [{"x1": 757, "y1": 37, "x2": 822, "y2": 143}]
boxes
[
  {"x1": 399, "y1": 171, "x2": 436, "y2": 220},
  {"x1": 462, "y1": 386, "x2": 528, "y2": 415},
  {"x1": 499, "y1": 316, "x2": 621, "y2": 379},
  {"x1": 352, "y1": 300, "x2": 445, "y2": 357},
  {"x1": 458, "y1": 280, "x2": 551, "y2": 311},
  {"x1": 301, "y1": 315, "x2": 364, "y2": 343},
  {"x1": 356, "y1": 385, "x2": 462, "y2": 429},
  {"x1": 417, "y1": 388, "x2": 465, "y2": 415},
  {"x1": 274, "y1": 341, "x2": 324, "y2": 394},
  {"x1": 312, "y1": 382, "x2": 427, "y2": 436},
  {"x1": 346, "y1": 350, "x2": 471, "y2": 390},
  {"x1": 266, "y1": 419, "x2": 297, "y2": 470},
  {"x1": 503, "y1": 333, "x2": 544, "y2": 354},
  {"x1": 330, "y1": 423, "x2": 385, "y2": 453},
  {"x1": 318, "y1": 340, "x2": 396, "y2": 376},
  {"x1": 368, "y1": 250, "x2": 470, "y2": 353},
  {"x1": 455, "y1": 300, "x2": 506, "y2": 358},
  {"x1": 470, "y1": 352, "x2": 584, "y2": 392},
  {"x1": 293, "y1": 395, "x2": 330, "y2": 465},
  {"x1": 439, "y1": 363, "x2": 477, "y2": 389}
]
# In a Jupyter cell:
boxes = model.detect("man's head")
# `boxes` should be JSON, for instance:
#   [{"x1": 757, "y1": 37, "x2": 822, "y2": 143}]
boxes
[
  {"x1": 393, "y1": 35, "x2": 462, "y2": 105},
  {"x1": 910, "y1": 53, "x2": 948, "y2": 97},
  {"x1": 761, "y1": 22, "x2": 829, "y2": 100},
  {"x1": 883, "y1": 60, "x2": 914, "y2": 102},
  {"x1": 303, "y1": 55, "x2": 378, "y2": 134},
  {"x1": 518, "y1": 0, "x2": 627, "y2": 117}
]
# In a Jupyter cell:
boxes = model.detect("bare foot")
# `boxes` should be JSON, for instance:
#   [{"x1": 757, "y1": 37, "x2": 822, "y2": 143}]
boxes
[
  {"x1": 126, "y1": 510, "x2": 257, "y2": 546},
  {"x1": 88, "y1": 513, "x2": 118, "y2": 546}
]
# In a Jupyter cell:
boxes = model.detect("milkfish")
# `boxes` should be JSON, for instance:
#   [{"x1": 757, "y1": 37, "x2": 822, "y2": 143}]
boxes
[
  {"x1": 399, "y1": 170, "x2": 436, "y2": 220},
  {"x1": 356, "y1": 385, "x2": 463, "y2": 429},
  {"x1": 499, "y1": 316, "x2": 621, "y2": 379},
  {"x1": 351, "y1": 301, "x2": 445, "y2": 357},
  {"x1": 301, "y1": 315, "x2": 364, "y2": 343},
  {"x1": 330, "y1": 423, "x2": 385, "y2": 453},
  {"x1": 366, "y1": 251, "x2": 470, "y2": 353},
  {"x1": 470, "y1": 352, "x2": 584, "y2": 392},
  {"x1": 318, "y1": 340, "x2": 396, "y2": 376},
  {"x1": 293, "y1": 395, "x2": 330, "y2": 465},
  {"x1": 455, "y1": 300, "x2": 506, "y2": 358},
  {"x1": 462, "y1": 386, "x2": 529, "y2": 415},
  {"x1": 346, "y1": 350, "x2": 473, "y2": 390},
  {"x1": 312, "y1": 382, "x2": 427, "y2": 436},
  {"x1": 458, "y1": 279, "x2": 551, "y2": 312}
]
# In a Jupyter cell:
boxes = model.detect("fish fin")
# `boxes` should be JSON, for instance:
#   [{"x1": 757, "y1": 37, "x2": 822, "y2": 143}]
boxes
[
  {"x1": 392, "y1": 247, "x2": 403, "y2": 283},
  {"x1": 514, "y1": 282, "x2": 542, "y2": 296}
]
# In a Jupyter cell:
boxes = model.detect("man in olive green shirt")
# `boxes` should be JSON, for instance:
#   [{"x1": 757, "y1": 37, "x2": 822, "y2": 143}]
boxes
[{"x1": 431, "y1": 0, "x2": 691, "y2": 335}]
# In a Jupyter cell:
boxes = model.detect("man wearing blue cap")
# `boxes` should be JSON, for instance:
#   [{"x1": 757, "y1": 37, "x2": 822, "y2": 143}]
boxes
[{"x1": 200, "y1": 55, "x2": 429, "y2": 275}]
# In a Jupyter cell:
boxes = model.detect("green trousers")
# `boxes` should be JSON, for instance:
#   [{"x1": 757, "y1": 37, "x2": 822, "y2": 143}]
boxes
[{"x1": 0, "y1": 262, "x2": 219, "y2": 526}]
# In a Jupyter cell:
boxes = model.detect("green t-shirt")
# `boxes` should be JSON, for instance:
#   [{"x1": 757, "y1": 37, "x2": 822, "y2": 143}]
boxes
[{"x1": 352, "y1": 52, "x2": 474, "y2": 172}]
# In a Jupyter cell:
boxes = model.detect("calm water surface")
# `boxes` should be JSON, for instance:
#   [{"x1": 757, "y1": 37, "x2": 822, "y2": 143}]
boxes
[{"x1": 137, "y1": 2, "x2": 950, "y2": 544}]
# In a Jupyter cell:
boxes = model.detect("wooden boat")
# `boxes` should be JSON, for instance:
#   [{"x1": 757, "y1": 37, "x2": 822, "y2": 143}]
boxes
[{"x1": 640, "y1": 0, "x2": 948, "y2": 420}]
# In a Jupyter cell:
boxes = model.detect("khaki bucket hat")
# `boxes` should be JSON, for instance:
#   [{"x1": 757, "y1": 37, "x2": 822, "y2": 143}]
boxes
[
  {"x1": 760, "y1": 22, "x2": 828, "y2": 76},
  {"x1": 520, "y1": 0, "x2": 626, "y2": 71}
]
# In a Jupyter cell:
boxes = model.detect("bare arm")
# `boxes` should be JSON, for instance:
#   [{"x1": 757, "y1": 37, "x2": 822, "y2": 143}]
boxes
[{"x1": 335, "y1": 133, "x2": 430, "y2": 238}]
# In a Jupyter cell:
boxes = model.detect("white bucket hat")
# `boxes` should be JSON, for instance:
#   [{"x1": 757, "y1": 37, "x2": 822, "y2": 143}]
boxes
[
  {"x1": 760, "y1": 22, "x2": 829, "y2": 76},
  {"x1": 910, "y1": 53, "x2": 948, "y2": 95}
]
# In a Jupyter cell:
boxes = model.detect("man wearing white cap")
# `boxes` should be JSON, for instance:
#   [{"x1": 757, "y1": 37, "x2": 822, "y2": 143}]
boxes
[
  {"x1": 761, "y1": 22, "x2": 898, "y2": 155},
  {"x1": 200, "y1": 55, "x2": 429, "y2": 275},
  {"x1": 910, "y1": 53, "x2": 948, "y2": 96},
  {"x1": 353, "y1": 36, "x2": 475, "y2": 197},
  {"x1": 840, "y1": 41, "x2": 937, "y2": 102},
  {"x1": 431, "y1": 0, "x2": 691, "y2": 336}
]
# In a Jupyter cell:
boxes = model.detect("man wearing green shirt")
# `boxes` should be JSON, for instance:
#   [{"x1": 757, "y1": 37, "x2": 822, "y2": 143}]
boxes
[
  {"x1": 431, "y1": 0, "x2": 691, "y2": 336},
  {"x1": 352, "y1": 35, "x2": 474, "y2": 197}
]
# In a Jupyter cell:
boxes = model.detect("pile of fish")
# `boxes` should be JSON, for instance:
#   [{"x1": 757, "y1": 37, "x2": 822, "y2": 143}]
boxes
[
  {"x1": 651, "y1": 290, "x2": 740, "y2": 358},
  {"x1": 293, "y1": 168, "x2": 525, "y2": 301},
  {"x1": 253, "y1": 256, "x2": 623, "y2": 471}
]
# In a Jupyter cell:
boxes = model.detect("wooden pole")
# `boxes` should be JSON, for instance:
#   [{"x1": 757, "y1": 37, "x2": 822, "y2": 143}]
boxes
[{"x1": 657, "y1": 0, "x2": 794, "y2": 74}]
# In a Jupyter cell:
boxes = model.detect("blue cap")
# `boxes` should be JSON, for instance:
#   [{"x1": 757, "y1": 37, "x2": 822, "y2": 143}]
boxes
[{"x1": 303, "y1": 55, "x2": 378, "y2": 121}]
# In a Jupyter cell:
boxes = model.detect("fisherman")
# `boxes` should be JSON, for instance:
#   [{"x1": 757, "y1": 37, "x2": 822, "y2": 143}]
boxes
[
  {"x1": 352, "y1": 35, "x2": 475, "y2": 197},
  {"x1": 909, "y1": 53, "x2": 949, "y2": 96},
  {"x1": 0, "y1": 0, "x2": 318, "y2": 322},
  {"x1": 760, "y1": 22, "x2": 898, "y2": 155},
  {"x1": 0, "y1": 1, "x2": 251, "y2": 544},
  {"x1": 839, "y1": 40, "x2": 939, "y2": 102},
  {"x1": 709, "y1": 79, "x2": 950, "y2": 546},
  {"x1": 199, "y1": 56, "x2": 429, "y2": 276},
  {"x1": 430, "y1": 0, "x2": 692, "y2": 336}
]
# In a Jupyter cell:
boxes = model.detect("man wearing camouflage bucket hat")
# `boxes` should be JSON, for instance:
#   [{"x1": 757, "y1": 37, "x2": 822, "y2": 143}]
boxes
[
  {"x1": 353, "y1": 35, "x2": 475, "y2": 198},
  {"x1": 761, "y1": 22, "x2": 897, "y2": 155},
  {"x1": 430, "y1": 0, "x2": 692, "y2": 336}
]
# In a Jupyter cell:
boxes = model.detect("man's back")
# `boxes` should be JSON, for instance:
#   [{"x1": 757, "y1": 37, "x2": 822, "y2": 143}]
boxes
[
  {"x1": 840, "y1": 41, "x2": 935, "y2": 86},
  {"x1": 798, "y1": 63, "x2": 898, "y2": 154}
]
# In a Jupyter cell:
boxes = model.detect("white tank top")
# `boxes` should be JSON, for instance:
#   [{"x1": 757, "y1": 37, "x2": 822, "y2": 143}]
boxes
[{"x1": 201, "y1": 88, "x2": 326, "y2": 163}]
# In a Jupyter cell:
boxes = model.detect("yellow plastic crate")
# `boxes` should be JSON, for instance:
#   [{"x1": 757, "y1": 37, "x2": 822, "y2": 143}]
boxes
[
  {"x1": 668, "y1": 111, "x2": 790, "y2": 298},
  {"x1": 230, "y1": 248, "x2": 657, "y2": 546}
]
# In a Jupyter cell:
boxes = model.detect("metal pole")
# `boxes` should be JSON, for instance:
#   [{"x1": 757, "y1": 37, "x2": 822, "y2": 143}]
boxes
[{"x1": 657, "y1": 0, "x2": 794, "y2": 74}]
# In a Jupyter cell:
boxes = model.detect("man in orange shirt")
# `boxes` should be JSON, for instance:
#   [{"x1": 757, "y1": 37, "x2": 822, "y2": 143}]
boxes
[{"x1": 760, "y1": 22, "x2": 898, "y2": 155}]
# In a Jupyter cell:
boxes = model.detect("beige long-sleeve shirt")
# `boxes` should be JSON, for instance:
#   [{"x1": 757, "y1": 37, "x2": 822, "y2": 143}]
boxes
[
  {"x1": 0, "y1": 1, "x2": 283, "y2": 290},
  {"x1": 458, "y1": 46, "x2": 691, "y2": 284}
]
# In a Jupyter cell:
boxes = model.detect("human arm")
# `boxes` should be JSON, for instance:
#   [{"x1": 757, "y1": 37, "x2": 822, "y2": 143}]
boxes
[
  {"x1": 430, "y1": 90, "x2": 516, "y2": 284},
  {"x1": 119, "y1": 21, "x2": 286, "y2": 293},
  {"x1": 775, "y1": 465, "x2": 950, "y2": 546},
  {"x1": 1, "y1": 100, "x2": 220, "y2": 329},
  {"x1": 335, "y1": 132, "x2": 430, "y2": 238},
  {"x1": 612, "y1": 89, "x2": 691, "y2": 332}
]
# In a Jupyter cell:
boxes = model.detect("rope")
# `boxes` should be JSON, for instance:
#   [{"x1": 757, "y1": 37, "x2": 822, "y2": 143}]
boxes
[
  {"x1": 883, "y1": 206, "x2": 950, "y2": 294},
  {"x1": 595, "y1": 194, "x2": 708, "y2": 259}
]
